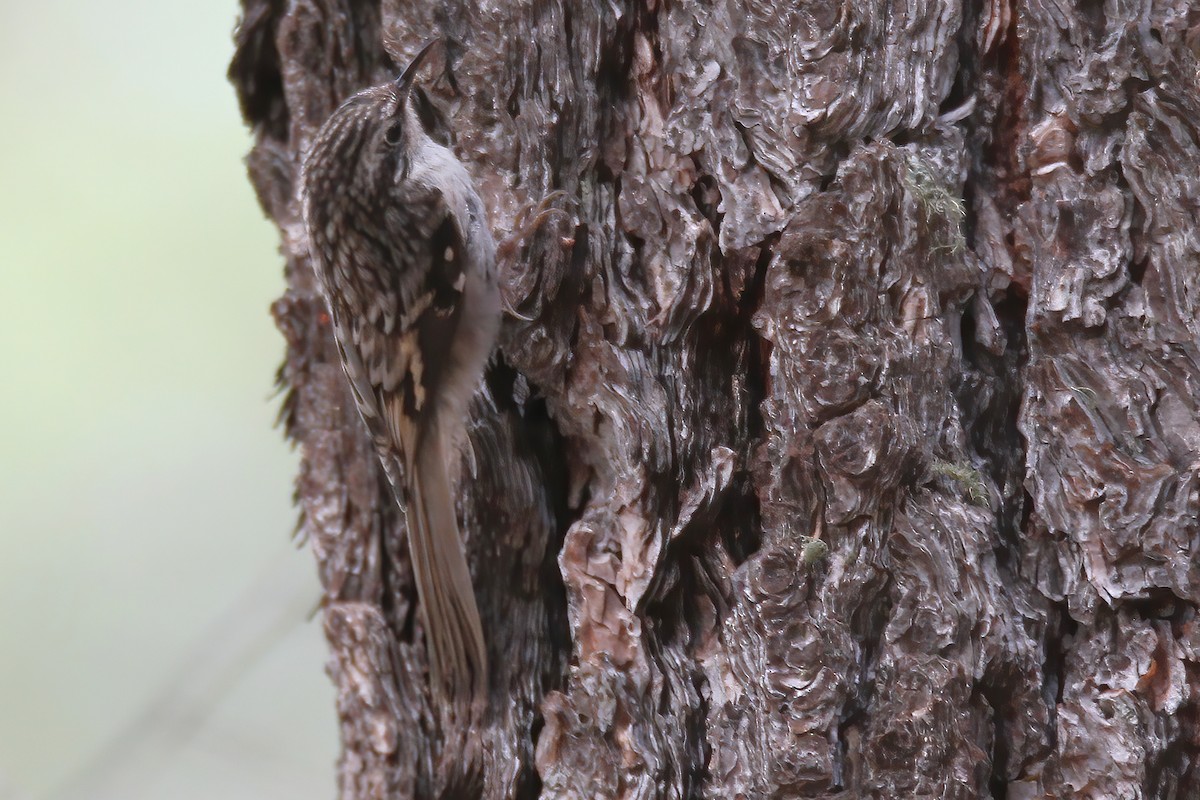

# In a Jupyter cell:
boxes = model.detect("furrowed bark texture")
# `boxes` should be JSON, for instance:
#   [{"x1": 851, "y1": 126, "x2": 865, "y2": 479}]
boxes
[{"x1": 231, "y1": 1, "x2": 1200, "y2": 797}]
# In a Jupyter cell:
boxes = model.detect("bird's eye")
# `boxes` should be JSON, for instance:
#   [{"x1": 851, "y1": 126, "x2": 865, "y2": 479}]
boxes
[{"x1": 384, "y1": 122, "x2": 403, "y2": 146}]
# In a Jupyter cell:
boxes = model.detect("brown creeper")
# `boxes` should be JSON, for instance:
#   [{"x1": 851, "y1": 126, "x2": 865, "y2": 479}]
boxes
[{"x1": 300, "y1": 41, "x2": 496, "y2": 707}]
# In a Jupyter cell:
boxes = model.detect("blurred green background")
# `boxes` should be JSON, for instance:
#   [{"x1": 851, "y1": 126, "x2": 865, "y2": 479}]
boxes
[{"x1": 0, "y1": 1, "x2": 337, "y2": 798}]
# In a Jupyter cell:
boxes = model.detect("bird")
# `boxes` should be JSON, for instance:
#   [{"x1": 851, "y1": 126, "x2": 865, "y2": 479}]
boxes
[{"x1": 300, "y1": 40, "x2": 496, "y2": 711}]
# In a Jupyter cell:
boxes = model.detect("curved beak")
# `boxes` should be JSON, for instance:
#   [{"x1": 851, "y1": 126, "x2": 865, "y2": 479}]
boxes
[{"x1": 395, "y1": 39, "x2": 439, "y2": 102}]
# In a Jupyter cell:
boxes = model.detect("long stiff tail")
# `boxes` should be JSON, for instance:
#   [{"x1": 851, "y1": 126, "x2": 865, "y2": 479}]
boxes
[{"x1": 406, "y1": 422, "x2": 488, "y2": 708}]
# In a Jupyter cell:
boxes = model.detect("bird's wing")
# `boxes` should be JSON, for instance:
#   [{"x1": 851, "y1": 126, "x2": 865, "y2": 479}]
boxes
[
  {"x1": 327, "y1": 183, "x2": 485, "y2": 705},
  {"x1": 331, "y1": 183, "x2": 467, "y2": 466}
]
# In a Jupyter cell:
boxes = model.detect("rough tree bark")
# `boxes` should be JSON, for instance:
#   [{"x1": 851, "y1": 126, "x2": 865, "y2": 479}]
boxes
[{"x1": 230, "y1": 1, "x2": 1200, "y2": 797}]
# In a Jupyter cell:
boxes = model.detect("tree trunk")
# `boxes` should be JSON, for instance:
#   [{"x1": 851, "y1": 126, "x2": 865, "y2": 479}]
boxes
[{"x1": 229, "y1": 1, "x2": 1200, "y2": 797}]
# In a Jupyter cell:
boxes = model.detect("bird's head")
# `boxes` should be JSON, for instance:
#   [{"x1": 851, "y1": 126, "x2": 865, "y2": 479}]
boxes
[{"x1": 303, "y1": 40, "x2": 439, "y2": 197}]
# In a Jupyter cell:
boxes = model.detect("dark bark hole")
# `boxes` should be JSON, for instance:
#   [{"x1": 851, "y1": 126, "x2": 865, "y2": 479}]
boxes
[
  {"x1": 1043, "y1": 603, "x2": 1079, "y2": 743},
  {"x1": 485, "y1": 357, "x2": 573, "y2": 660},
  {"x1": 1019, "y1": 489, "x2": 1034, "y2": 538},
  {"x1": 1079, "y1": 2, "x2": 1107, "y2": 38},
  {"x1": 817, "y1": 142, "x2": 852, "y2": 192},
  {"x1": 690, "y1": 172, "x2": 724, "y2": 234},
  {"x1": 1123, "y1": 586, "x2": 1186, "y2": 622},
  {"x1": 527, "y1": 424, "x2": 573, "y2": 653},
  {"x1": 993, "y1": 288, "x2": 1029, "y2": 326},
  {"x1": 513, "y1": 734, "x2": 544, "y2": 800},
  {"x1": 1054, "y1": 206, "x2": 1077, "y2": 253},
  {"x1": 743, "y1": 239, "x2": 775, "y2": 441},
  {"x1": 952, "y1": 286, "x2": 1028, "y2": 557},
  {"x1": 979, "y1": 678, "x2": 1015, "y2": 800},
  {"x1": 993, "y1": 291, "x2": 1029, "y2": 548},
  {"x1": 506, "y1": 75, "x2": 522, "y2": 119},
  {"x1": 959, "y1": 298, "x2": 981, "y2": 370},
  {"x1": 596, "y1": 31, "x2": 633, "y2": 101},
  {"x1": 1129, "y1": 255, "x2": 1150, "y2": 286},
  {"x1": 724, "y1": 475, "x2": 763, "y2": 564},
  {"x1": 961, "y1": 179, "x2": 979, "y2": 251},
  {"x1": 732, "y1": 241, "x2": 775, "y2": 563}
]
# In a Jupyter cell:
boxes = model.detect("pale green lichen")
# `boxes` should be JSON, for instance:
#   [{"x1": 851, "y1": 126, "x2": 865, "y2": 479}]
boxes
[
  {"x1": 800, "y1": 538, "x2": 830, "y2": 566},
  {"x1": 931, "y1": 459, "x2": 990, "y2": 507},
  {"x1": 903, "y1": 157, "x2": 967, "y2": 256}
]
